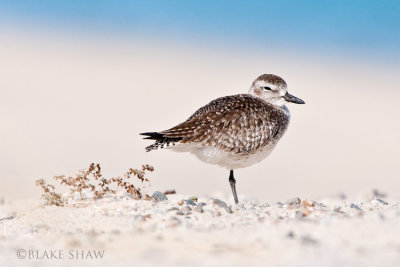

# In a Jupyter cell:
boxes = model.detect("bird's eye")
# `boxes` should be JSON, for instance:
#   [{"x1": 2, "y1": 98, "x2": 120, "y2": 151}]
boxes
[{"x1": 263, "y1": 87, "x2": 272, "y2": 91}]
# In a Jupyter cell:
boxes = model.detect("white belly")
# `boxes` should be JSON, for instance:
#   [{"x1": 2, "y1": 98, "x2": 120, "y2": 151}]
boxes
[{"x1": 170, "y1": 142, "x2": 277, "y2": 169}]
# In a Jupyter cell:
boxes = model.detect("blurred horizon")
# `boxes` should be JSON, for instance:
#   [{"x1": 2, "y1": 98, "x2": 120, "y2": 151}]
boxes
[{"x1": 0, "y1": 1, "x2": 399, "y2": 201}]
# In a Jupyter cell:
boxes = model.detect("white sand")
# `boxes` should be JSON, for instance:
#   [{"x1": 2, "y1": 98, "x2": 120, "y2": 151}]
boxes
[{"x1": 1, "y1": 191, "x2": 399, "y2": 267}]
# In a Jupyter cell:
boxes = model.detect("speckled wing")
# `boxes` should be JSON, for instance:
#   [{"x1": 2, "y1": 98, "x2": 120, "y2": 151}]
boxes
[{"x1": 160, "y1": 94, "x2": 289, "y2": 154}]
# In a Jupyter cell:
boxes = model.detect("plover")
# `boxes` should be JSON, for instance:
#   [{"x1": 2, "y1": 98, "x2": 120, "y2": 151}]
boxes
[{"x1": 141, "y1": 74, "x2": 304, "y2": 204}]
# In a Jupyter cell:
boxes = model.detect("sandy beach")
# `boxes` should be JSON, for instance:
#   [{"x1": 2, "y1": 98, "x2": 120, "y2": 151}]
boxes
[{"x1": 1, "y1": 190, "x2": 399, "y2": 267}]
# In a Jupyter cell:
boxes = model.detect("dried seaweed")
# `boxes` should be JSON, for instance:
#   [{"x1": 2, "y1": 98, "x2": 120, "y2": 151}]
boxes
[
  {"x1": 36, "y1": 163, "x2": 154, "y2": 206},
  {"x1": 35, "y1": 179, "x2": 64, "y2": 206}
]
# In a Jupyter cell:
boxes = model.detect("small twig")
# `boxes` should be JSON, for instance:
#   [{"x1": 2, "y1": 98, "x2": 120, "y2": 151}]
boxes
[
  {"x1": 0, "y1": 216, "x2": 14, "y2": 221},
  {"x1": 164, "y1": 190, "x2": 176, "y2": 195}
]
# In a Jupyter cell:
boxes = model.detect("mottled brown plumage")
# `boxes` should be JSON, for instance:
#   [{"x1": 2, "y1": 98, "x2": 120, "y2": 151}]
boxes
[{"x1": 157, "y1": 94, "x2": 289, "y2": 154}]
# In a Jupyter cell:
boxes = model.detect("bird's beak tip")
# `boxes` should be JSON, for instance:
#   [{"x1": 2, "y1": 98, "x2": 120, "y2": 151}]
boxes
[{"x1": 283, "y1": 92, "x2": 305, "y2": 104}]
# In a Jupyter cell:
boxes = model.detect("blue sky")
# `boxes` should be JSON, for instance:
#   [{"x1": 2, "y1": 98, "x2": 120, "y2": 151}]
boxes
[{"x1": 1, "y1": 0, "x2": 400, "y2": 61}]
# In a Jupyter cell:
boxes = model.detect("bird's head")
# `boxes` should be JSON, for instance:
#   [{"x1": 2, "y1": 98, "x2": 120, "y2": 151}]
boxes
[{"x1": 249, "y1": 74, "x2": 305, "y2": 106}]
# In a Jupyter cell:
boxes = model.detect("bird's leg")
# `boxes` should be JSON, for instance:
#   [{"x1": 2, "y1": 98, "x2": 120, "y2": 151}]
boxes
[{"x1": 229, "y1": 170, "x2": 239, "y2": 204}]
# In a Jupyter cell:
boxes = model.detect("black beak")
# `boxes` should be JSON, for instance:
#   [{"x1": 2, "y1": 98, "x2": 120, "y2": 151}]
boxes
[{"x1": 283, "y1": 92, "x2": 305, "y2": 104}]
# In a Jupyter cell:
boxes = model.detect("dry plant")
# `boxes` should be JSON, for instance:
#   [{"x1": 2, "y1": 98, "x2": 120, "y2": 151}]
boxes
[
  {"x1": 36, "y1": 163, "x2": 154, "y2": 206},
  {"x1": 35, "y1": 179, "x2": 64, "y2": 206}
]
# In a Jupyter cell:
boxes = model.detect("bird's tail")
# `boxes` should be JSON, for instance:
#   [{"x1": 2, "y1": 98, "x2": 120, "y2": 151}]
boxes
[{"x1": 140, "y1": 132, "x2": 182, "y2": 152}]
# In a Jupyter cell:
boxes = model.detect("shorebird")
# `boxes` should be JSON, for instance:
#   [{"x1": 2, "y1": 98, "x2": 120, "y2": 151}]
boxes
[{"x1": 140, "y1": 74, "x2": 304, "y2": 204}]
